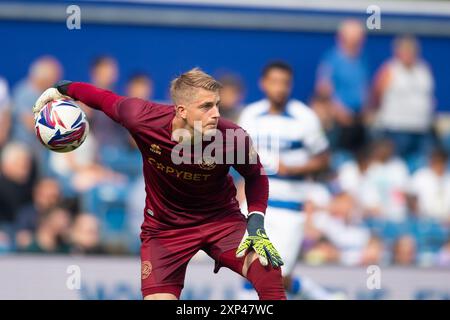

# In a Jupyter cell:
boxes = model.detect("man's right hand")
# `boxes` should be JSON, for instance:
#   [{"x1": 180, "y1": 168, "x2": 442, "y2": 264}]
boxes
[
  {"x1": 236, "y1": 212, "x2": 284, "y2": 268},
  {"x1": 32, "y1": 81, "x2": 72, "y2": 116}
]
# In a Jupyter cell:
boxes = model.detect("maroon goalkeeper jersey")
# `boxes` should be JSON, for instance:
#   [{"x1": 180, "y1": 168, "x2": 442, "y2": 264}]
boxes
[{"x1": 66, "y1": 83, "x2": 268, "y2": 228}]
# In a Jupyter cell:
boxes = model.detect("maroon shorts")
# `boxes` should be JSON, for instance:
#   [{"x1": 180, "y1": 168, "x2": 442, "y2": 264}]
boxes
[{"x1": 140, "y1": 213, "x2": 247, "y2": 298}]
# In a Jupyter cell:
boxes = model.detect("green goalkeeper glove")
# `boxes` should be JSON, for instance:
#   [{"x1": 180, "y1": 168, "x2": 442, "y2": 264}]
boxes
[{"x1": 236, "y1": 212, "x2": 284, "y2": 268}]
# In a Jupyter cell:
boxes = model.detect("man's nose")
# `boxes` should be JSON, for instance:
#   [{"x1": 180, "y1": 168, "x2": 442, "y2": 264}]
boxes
[{"x1": 211, "y1": 105, "x2": 220, "y2": 118}]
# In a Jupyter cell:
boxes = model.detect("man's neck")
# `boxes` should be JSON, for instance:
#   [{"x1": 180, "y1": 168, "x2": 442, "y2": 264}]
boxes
[
  {"x1": 339, "y1": 44, "x2": 359, "y2": 59},
  {"x1": 171, "y1": 116, "x2": 184, "y2": 134},
  {"x1": 432, "y1": 167, "x2": 445, "y2": 177},
  {"x1": 268, "y1": 101, "x2": 287, "y2": 115},
  {"x1": 171, "y1": 117, "x2": 202, "y2": 145}
]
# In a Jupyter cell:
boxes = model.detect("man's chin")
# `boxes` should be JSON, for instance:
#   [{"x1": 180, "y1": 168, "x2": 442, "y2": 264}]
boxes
[{"x1": 203, "y1": 127, "x2": 218, "y2": 137}]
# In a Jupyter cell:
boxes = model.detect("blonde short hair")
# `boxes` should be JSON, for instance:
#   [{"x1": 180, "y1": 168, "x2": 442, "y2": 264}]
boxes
[
  {"x1": 393, "y1": 34, "x2": 419, "y2": 52},
  {"x1": 170, "y1": 68, "x2": 222, "y2": 105}
]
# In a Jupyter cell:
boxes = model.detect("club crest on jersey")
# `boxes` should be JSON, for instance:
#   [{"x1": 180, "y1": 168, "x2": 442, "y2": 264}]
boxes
[
  {"x1": 197, "y1": 156, "x2": 216, "y2": 170},
  {"x1": 141, "y1": 261, "x2": 152, "y2": 280},
  {"x1": 150, "y1": 144, "x2": 161, "y2": 155}
]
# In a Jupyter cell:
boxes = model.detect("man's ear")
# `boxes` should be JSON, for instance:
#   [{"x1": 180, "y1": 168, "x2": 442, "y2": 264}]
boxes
[{"x1": 176, "y1": 104, "x2": 187, "y2": 120}]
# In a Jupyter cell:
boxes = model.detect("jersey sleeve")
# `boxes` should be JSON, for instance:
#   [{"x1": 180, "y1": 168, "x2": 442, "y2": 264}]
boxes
[
  {"x1": 231, "y1": 127, "x2": 269, "y2": 214},
  {"x1": 66, "y1": 82, "x2": 155, "y2": 133},
  {"x1": 237, "y1": 109, "x2": 251, "y2": 131},
  {"x1": 303, "y1": 111, "x2": 329, "y2": 155}
]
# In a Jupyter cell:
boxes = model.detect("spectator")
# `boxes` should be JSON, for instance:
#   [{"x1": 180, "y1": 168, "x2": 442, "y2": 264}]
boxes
[
  {"x1": 436, "y1": 113, "x2": 450, "y2": 155},
  {"x1": 375, "y1": 193, "x2": 448, "y2": 264},
  {"x1": 126, "y1": 73, "x2": 153, "y2": 100},
  {"x1": 48, "y1": 137, "x2": 126, "y2": 193},
  {"x1": 14, "y1": 178, "x2": 62, "y2": 249},
  {"x1": 310, "y1": 92, "x2": 335, "y2": 142},
  {"x1": 337, "y1": 145, "x2": 372, "y2": 200},
  {"x1": 69, "y1": 213, "x2": 105, "y2": 254},
  {"x1": 126, "y1": 176, "x2": 145, "y2": 253},
  {"x1": 393, "y1": 235, "x2": 417, "y2": 265},
  {"x1": 371, "y1": 35, "x2": 435, "y2": 169},
  {"x1": 316, "y1": 19, "x2": 369, "y2": 152},
  {"x1": 304, "y1": 237, "x2": 340, "y2": 266},
  {"x1": 360, "y1": 139, "x2": 409, "y2": 222},
  {"x1": 89, "y1": 56, "x2": 129, "y2": 151},
  {"x1": 10, "y1": 56, "x2": 62, "y2": 169},
  {"x1": 436, "y1": 238, "x2": 450, "y2": 267},
  {"x1": 303, "y1": 184, "x2": 340, "y2": 265},
  {"x1": 90, "y1": 55, "x2": 118, "y2": 90},
  {"x1": 21, "y1": 207, "x2": 71, "y2": 254},
  {"x1": 0, "y1": 77, "x2": 11, "y2": 149},
  {"x1": 125, "y1": 73, "x2": 154, "y2": 150},
  {"x1": 47, "y1": 59, "x2": 126, "y2": 193},
  {"x1": 0, "y1": 229, "x2": 11, "y2": 253},
  {"x1": 218, "y1": 74, "x2": 245, "y2": 122},
  {"x1": 0, "y1": 143, "x2": 34, "y2": 225},
  {"x1": 409, "y1": 148, "x2": 450, "y2": 224},
  {"x1": 360, "y1": 235, "x2": 385, "y2": 266},
  {"x1": 310, "y1": 192, "x2": 371, "y2": 266}
]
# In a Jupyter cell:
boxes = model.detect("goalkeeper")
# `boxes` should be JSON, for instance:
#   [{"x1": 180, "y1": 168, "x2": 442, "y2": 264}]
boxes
[{"x1": 33, "y1": 68, "x2": 286, "y2": 300}]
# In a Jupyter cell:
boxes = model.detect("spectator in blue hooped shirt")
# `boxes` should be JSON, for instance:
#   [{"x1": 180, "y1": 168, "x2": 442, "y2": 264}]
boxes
[{"x1": 316, "y1": 19, "x2": 369, "y2": 153}]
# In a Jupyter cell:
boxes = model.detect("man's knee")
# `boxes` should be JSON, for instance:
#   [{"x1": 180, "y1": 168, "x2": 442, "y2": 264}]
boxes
[
  {"x1": 245, "y1": 256, "x2": 286, "y2": 300},
  {"x1": 144, "y1": 293, "x2": 178, "y2": 300}
]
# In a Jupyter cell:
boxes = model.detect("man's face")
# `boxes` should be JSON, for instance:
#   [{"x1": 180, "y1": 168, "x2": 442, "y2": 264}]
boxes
[
  {"x1": 430, "y1": 157, "x2": 446, "y2": 175},
  {"x1": 373, "y1": 141, "x2": 394, "y2": 162},
  {"x1": 261, "y1": 68, "x2": 292, "y2": 106},
  {"x1": 73, "y1": 215, "x2": 100, "y2": 249},
  {"x1": 32, "y1": 59, "x2": 62, "y2": 91},
  {"x1": 219, "y1": 85, "x2": 242, "y2": 111},
  {"x1": 183, "y1": 88, "x2": 220, "y2": 134},
  {"x1": 34, "y1": 179, "x2": 60, "y2": 210},
  {"x1": 396, "y1": 42, "x2": 417, "y2": 67},
  {"x1": 338, "y1": 21, "x2": 365, "y2": 56},
  {"x1": 92, "y1": 60, "x2": 118, "y2": 89},
  {"x1": 127, "y1": 78, "x2": 153, "y2": 100},
  {"x1": 41, "y1": 61, "x2": 62, "y2": 89}
]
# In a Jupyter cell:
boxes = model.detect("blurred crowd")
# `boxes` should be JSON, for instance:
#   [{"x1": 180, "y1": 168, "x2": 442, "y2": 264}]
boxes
[{"x1": 0, "y1": 20, "x2": 449, "y2": 268}]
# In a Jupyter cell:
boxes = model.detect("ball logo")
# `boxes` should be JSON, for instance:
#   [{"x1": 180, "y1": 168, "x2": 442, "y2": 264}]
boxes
[{"x1": 141, "y1": 261, "x2": 152, "y2": 280}]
